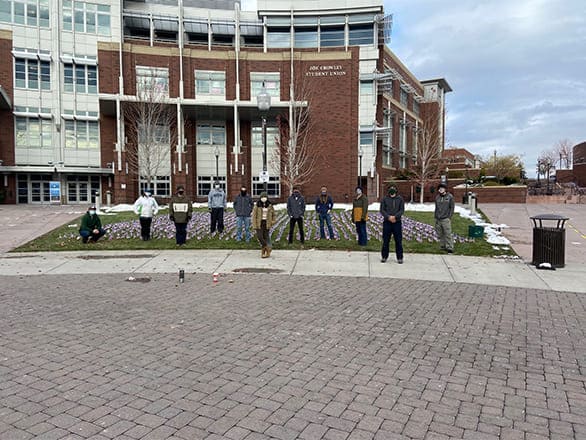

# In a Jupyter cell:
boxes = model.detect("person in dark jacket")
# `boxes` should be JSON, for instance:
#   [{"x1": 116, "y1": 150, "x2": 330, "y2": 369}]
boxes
[
  {"x1": 435, "y1": 182, "x2": 455, "y2": 253},
  {"x1": 352, "y1": 186, "x2": 368, "y2": 246},
  {"x1": 169, "y1": 185, "x2": 193, "y2": 245},
  {"x1": 252, "y1": 192, "x2": 276, "y2": 258},
  {"x1": 287, "y1": 187, "x2": 306, "y2": 245},
  {"x1": 380, "y1": 185, "x2": 405, "y2": 263},
  {"x1": 79, "y1": 205, "x2": 106, "y2": 243},
  {"x1": 234, "y1": 185, "x2": 253, "y2": 242},
  {"x1": 315, "y1": 185, "x2": 335, "y2": 240}
]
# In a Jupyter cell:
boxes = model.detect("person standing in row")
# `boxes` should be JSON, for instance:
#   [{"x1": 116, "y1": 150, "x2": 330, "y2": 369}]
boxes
[
  {"x1": 315, "y1": 186, "x2": 335, "y2": 240},
  {"x1": 133, "y1": 189, "x2": 159, "y2": 241},
  {"x1": 208, "y1": 182, "x2": 226, "y2": 234},
  {"x1": 234, "y1": 185, "x2": 253, "y2": 242},
  {"x1": 435, "y1": 182, "x2": 455, "y2": 253},
  {"x1": 79, "y1": 205, "x2": 106, "y2": 243},
  {"x1": 380, "y1": 185, "x2": 405, "y2": 264},
  {"x1": 169, "y1": 185, "x2": 192, "y2": 246},
  {"x1": 352, "y1": 186, "x2": 368, "y2": 246},
  {"x1": 287, "y1": 187, "x2": 305, "y2": 245},
  {"x1": 252, "y1": 192, "x2": 276, "y2": 258}
]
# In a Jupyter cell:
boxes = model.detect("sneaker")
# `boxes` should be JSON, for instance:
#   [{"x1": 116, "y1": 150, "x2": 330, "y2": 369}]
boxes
[
  {"x1": 447, "y1": 249, "x2": 454, "y2": 254},
  {"x1": 381, "y1": 258, "x2": 387, "y2": 263},
  {"x1": 397, "y1": 259, "x2": 404, "y2": 264}
]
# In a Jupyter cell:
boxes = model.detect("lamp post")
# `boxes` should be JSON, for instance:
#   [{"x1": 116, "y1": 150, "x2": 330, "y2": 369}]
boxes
[
  {"x1": 358, "y1": 147, "x2": 363, "y2": 188},
  {"x1": 256, "y1": 82, "x2": 271, "y2": 194},
  {"x1": 213, "y1": 145, "x2": 220, "y2": 185}
]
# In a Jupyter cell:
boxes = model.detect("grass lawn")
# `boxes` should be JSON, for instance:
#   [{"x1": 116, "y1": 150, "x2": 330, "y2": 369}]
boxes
[{"x1": 13, "y1": 208, "x2": 515, "y2": 258}]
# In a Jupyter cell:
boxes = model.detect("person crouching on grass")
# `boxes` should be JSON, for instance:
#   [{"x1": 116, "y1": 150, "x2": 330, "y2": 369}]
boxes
[
  {"x1": 79, "y1": 205, "x2": 106, "y2": 243},
  {"x1": 252, "y1": 192, "x2": 276, "y2": 258}
]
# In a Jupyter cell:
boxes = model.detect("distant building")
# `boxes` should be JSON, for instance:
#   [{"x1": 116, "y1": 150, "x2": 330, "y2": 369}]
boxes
[
  {"x1": 0, "y1": 0, "x2": 450, "y2": 204},
  {"x1": 441, "y1": 147, "x2": 480, "y2": 179}
]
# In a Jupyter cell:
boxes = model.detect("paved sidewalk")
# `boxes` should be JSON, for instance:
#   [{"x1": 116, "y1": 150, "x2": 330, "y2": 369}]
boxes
[
  {"x1": 1, "y1": 273, "x2": 585, "y2": 440},
  {"x1": 1, "y1": 249, "x2": 586, "y2": 293}
]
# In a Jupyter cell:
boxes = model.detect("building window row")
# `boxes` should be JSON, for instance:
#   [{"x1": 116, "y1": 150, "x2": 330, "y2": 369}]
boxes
[
  {"x1": 62, "y1": 0, "x2": 110, "y2": 35},
  {"x1": 15, "y1": 116, "x2": 51, "y2": 148},
  {"x1": 0, "y1": 0, "x2": 49, "y2": 27},
  {"x1": 64, "y1": 120, "x2": 99, "y2": 149},
  {"x1": 195, "y1": 70, "x2": 226, "y2": 96},
  {"x1": 136, "y1": 66, "x2": 169, "y2": 96}
]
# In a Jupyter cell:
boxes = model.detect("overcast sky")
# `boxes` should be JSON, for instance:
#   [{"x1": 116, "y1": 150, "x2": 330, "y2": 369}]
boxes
[{"x1": 241, "y1": 0, "x2": 586, "y2": 176}]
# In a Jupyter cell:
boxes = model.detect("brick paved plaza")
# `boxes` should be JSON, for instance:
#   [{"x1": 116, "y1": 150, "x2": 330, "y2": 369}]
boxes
[{"x1": 1, "y1": 274, "x2": 585, "y2": 440}]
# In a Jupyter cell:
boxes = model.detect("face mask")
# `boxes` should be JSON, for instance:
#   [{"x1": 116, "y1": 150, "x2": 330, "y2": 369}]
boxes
[
  {"x1": 145, "y1": 193, "x2": 151, "y2": 197},
  {"x1": 214, "y1": 185, "x2": 220, "y2": 189},
  {"x1": 321, "y1": 191, "x2": 327, "y2": 195},
  {"x1": 439, "y1": 188, "x2": 446, "y2": 194},
  {"x1": 89, "y1": 210, "x2": 96, "y2": 215},
  {"x1": 260, "y1": 197, "x2": 267, "y2": 203},
  {"x1": 389, "y1": 189, "x2": 397, "y2": 196},
  {"x1": 178, "y1": 190, "x2": 184, "y2": 195},
  {"x1": 356, "y1": 189, "x2": 362, "y2": 195},
  {"x1": 241, "y1": 190, "x2": 247, "y2": 196}
]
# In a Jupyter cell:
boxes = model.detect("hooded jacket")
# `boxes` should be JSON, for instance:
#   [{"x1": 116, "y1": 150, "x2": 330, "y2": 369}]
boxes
[
  {"x1": 287, "y1": 192, "x2": 306, "y2": 218},
  {"x1": 133, "y1": 195, "x2": 159, "y2": 218},
  {"x1": 79, "y1": 212, "x2": 102, "y2": 234},
  {"x1": 208, "y1": 187, "x2": 227, "y2": 209},
  {"x1": 169, "y1": 194, "x2": 193, "y2": 224},
  {"x1": 380, "y1": 194, "x2": 405, "y2": 221},
  {"x1": 234, "y1": 193, "x2": 253, "y2": 217}
]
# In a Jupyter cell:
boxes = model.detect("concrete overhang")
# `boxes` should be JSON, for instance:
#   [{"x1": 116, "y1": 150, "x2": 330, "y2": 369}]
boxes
[
  {"x1": 0, "y1": 85, "x2": 12, "y2": 110},
  {"x1": 0, "y1": 165, "x2": 114, "y2": 174}
]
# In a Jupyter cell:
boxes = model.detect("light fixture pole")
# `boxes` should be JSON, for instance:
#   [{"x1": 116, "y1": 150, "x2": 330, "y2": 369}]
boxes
[
  {"x1": 214, "y1": 145, "x2": 220, "y2": 185},
  {"x1": 358, "y1": 147, "x2": 363, "y2": 188},
  {"x1": 256, "y1": 82, "x2": 271, "y2": 195}
]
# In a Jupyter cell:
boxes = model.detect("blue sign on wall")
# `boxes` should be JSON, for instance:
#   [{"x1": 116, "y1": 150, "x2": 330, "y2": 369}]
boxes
[{"x1": 50, "y1": 181, "x2": 61, "y2": 203}]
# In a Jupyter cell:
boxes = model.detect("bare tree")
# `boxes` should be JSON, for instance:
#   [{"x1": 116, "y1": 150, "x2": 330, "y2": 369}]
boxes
[
  {"x1": 553, "y1": 138, "x2": 573, "y2": 169},
  {"x1": 410, "y1": 116, "x2": 442, "y2": 203},
  {"x1": 271, "y1": 72, "x2": 323, "y2": 195},
  {"x1": 123, "y1": 78, "x2": 177, "y2": 192}
]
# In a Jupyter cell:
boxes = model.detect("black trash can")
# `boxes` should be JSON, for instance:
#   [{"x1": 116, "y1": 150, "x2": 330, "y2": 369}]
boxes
[{"x1": 530, "y1": 214, "x2": 569, "y2": 268}]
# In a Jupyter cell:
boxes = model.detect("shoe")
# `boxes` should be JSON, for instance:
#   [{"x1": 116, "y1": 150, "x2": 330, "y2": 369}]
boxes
[
  {"x1": 381, "y1": 258, "x2": 387, "y2": 263},
  {"x1": 261, "y1": 246, "x2": 268, "y2": 258},
  {"x1": 266, "y1": 247, "x2": 272, "y2": 257},
  {"x1": 446, "y1": 249, "x2": 454, "y2": 254},
  {"x1": 397, "y1": 259, "x2": 404, "y2": 264}
]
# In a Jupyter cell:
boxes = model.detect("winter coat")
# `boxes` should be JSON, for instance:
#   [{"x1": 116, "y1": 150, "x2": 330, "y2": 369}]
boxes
[
  {"x1": 252, "y1": 202, "x2": 276, "y2": 230},
  {"x1": 315, "y1": 194, "x2": 334, "y2": 216},
  {"x1": 79, "y1": 212, "x2": 102, "y2": 234},
  {"x1": 133, "y1": 196, "x2": 159, "y2": 218},
  {"x1": 435, "y1": 192, "x2": 455, "y2": 220},
  {"x1": 169, "y1": 194, "x2": 193, "y2": 224},
  {"x1": 208, "y1": 188, "x2": 227, "y2": 209},
  {"x1": 233, "y1": 194, "x2": 253, "y2": 217},
  {"x1": 287, "y1": 193, "x2": 306, "y2": 218},
  {"x1": 380, "y1": 195, "x2": 405, "y2": 221},
  {"x1": 352, "y1": 194, "x2": 369, "y2": 222}
]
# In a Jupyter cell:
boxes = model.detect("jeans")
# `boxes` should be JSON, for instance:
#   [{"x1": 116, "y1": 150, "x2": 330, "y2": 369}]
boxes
[
  {"x1": 256, "y1": 220, "x2": 271, "y2": 248},
  {"x1": 175, "y1": 222, "x2": 187, "y2": 245},
  {"x1": 236, "y1": 216, "x2": 252, "y2": 241},
  {"x1": 435, "y1": 218, "x2": 454, "y2": 251},
  {"x1": 381, "y1": 220, "x2": 403, "y2": 260},
  {"x1": 318, "y1": 213, "x2": 334, "y2": 239},
  {"x1": 210, "y1": 207, "x2": 224, "y2": 233},
  {"x1": 355, "y1": 221, "x2": 368, "y2": 246},
  {"x1": 288, "y1": 217, "x2": 305, "y2": 243},
  {"x1": 139, "y1": 216, "x2": 152, "y2": 240},
  {"x1": 80, "y1": 228, "x2": 106, "y2": 243}
]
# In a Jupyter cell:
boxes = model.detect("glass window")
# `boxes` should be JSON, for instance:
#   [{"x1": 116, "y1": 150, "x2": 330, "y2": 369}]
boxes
[
  {"x1": 136, "y1": 66, "x2": 169, "y2": 96},
  {"x1": 195, "y1": 70, "x2": 225, "y2": 96},
  {"x1": 40, "y1": 60, "x2": 50, "y2": 90},
  {"x1": 294, "y1": 28, "x2": 317, "y2": 48},
  {"x1": 63, "y1": 0, "x2": 72, "y2": 29},
  {"x1": 196, "y1": 124, "x2": 225, "y2": 145},
  {"x1": 413, "y1": 101, "x2": 420, "y2": 116},
  {"x1": 0, "y1": 0, "x2": 11, "y2": 23},
  {"x1": 320, "y1": 26, "x2": 345, "y2": 47},
  {"x1": 140, "y1": 176, "x2": 170, "y2": 197},
  {"x1": 64, "y1": 119, "x2": 99, "y2": 149},
  {"x1": 348, "y1": 24, "x2": 374, "y2": 46},
  {"x1": 87, "y1": 65, "x2": 97, "y2": 93},
  {"x1": 13, "y1": 1, "x2": 24, "y2": 24},
  {"x1": 39, "y1": 0, "x2": 48, "y2": 27},
  {"x1": 14, "y1": 116, "x2": 51, "y2": 148},
  {"x1": 266, "y1": 28, "x2": 290, "y2": 48},
  {"x1": 360, "y1": 80, "x2": 373, "y2": 96},
  {"x1": 400, "y1": 89, "x2": 408, "y2": 107},
  {"x1": 15, "y1": 58, "x2": 26, "y2": 88},
  {"x1": 252, "y1": 176, "x2": 280, "y2": 197},
  {"x1": 64, "y1": 63, "x2": 74, "y2": 91},
  {"x1": 74, "y1": 3, "x2": 84, "y2": 32},
  {"x1": 28, "y1": 60, "x2": 39, "y2": 89},
  {"x1": 97, "y1": 12, "x2": 110, "y2": 35},
  {"x1": 26, "y1": 1, "x2": 36, "y2": 26},
  {"x1": 250, "y1": 73, "x2": 280, "y2": 99},
  {"x1": 359, "y1": 131, "x2": 373, "y2": 146}
]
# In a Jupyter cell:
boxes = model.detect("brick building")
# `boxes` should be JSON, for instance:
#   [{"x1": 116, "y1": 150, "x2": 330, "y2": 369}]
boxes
[{"x1": 0, "y1": 0, "x2": 450, "y2": 204}]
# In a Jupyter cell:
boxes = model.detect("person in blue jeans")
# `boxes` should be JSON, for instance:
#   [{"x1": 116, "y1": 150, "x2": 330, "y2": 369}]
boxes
[
  {"x1": 233, "y1": 185, "x2": 253, "y2": 242},
  {"x1": 315, "y1": 185, "x2": 335, "y2": 239},
  {"x1": 79, "y1": 205, "x2": 106, "y2": 243},
  {"x1": 380, "y1": 185, "x2": 405, "y2": 264}
]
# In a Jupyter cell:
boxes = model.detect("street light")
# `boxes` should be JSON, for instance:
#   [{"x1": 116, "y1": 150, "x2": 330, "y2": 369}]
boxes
[
  {"x1": 213, "y1": 144, "x2": 220, "y2": 185},
  {"x1": 358, "y1": 147, "x2": 363, "y2": 188},
  {"x1": 256, "y1": 82, "x2": 271, "y2": 194}
]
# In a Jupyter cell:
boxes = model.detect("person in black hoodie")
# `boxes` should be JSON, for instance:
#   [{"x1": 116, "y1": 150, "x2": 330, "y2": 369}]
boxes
[{"x1": 380, "y1": 185, "x2": 405, "y2": 264}]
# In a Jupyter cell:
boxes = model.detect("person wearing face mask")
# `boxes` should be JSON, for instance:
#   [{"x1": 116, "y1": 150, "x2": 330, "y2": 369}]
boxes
[
  {"x1": 287, "y1": 186, "x2": 306, "y2": 245},
  {"x1": 79, "y1": 205, "x2": 106, "y2": 243},
  {"x1": 208, "y1": 182, "x2": 227, "y2": 234},
  {"x1": 133, "y1": 189, "x2": 159, "y2": 241},
  {"x1": 315, "y1": 185, "x2": 335, "y2": 240},
  {"x1": 352, "y1": 186, "x2": 369, "y2": 246},
  {"x1": 233, "y1": 186, "x2": 253, "y2": 242},
  {"x1": 169, "y1": 185, "x2": 193, "y2": 246},
  {"x1": 252, "y1": 192, "x2": 276, "y2": 258},
  {"x1": 434, "y1": 182, "x2": 455, "y2": 253},
  {"x1": 380, "y1": 185, "x2": 405, "y2": 263}
]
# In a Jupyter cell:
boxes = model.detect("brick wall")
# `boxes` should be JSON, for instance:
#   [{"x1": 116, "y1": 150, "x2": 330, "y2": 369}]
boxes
[{"x1": 452, "y1": 186, "x2": 527, "y2": 204}]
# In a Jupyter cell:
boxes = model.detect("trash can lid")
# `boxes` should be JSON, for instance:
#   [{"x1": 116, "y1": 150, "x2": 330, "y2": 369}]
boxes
[{"x1": 530, "y1": 214, "x2": 569, "y2": 221}]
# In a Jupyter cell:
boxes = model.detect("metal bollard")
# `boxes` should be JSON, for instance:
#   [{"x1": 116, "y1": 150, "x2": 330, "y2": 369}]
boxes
[{"x1": 179, "y1": 269, "x2": 184, "y2": 283}]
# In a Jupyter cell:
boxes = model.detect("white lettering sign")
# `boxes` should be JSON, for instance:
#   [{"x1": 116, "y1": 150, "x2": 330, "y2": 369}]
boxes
[{"x1": 305, "y1": 64, "x2": 347, "y2": 77}]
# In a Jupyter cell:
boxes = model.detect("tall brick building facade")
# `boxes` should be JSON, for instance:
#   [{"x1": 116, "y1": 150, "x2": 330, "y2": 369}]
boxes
[{"x1": 0, "y1": 0, "x2": 450, "y2": 204}]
